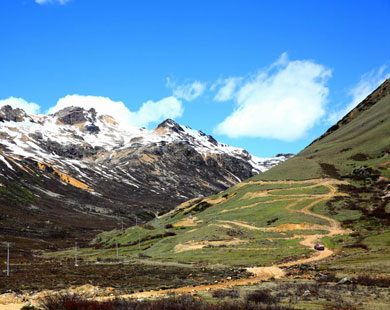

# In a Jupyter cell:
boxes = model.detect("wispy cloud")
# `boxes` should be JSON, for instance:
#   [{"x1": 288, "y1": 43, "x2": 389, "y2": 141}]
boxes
[
  {"x1": 35, "y1": 0, "x2": 70, "y2": 5},
  {"x1": 47, "y1": 94, "x2": 183, "y2": 128},
  {"x1": 0, "y1": 97, "x2": 40, "y2": 114},
  {"x1": 214, "y1": 53, "x2": 332, "y2": 141},
  {"x1": 328, "y1": 65, "x2": 390, "y2": 123},
  {"x1": 166, "y1": 78, "x2": 206, "y2": 101},
  {"x1": 211, "y1": 77, "x2": 242, "y2": 102}
]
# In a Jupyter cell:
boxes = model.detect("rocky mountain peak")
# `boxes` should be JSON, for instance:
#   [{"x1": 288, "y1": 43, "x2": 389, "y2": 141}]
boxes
[
  {"x1": 156, "y1": 118, "x2": 184, "y2": 134},
  {"x1": 0, "y1": 105, "x2": 29, "y2": 123},
  {"x1": 53, "y1": 106, "x2": 102, "y2": 135},
  {"x1": 54, "y1": 106, "x2": 98, "y2": 125}
]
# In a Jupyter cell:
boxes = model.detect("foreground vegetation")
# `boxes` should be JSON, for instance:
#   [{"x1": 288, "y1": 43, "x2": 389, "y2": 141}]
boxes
[
  {"x1": 32, "y1": 275, "x2": 390, "y2": 310},
  {"x1": 37, "y1": 293, "x2": 293, "y2": 310}
]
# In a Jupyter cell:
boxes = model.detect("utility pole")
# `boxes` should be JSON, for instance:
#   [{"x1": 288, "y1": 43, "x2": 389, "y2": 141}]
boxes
[
  {"x1": 138, "y1": 231, "x2": 141, "y2": 249},
  {"x1": 116, "y1": 240, "x2": 119, "y2": 259},
  {"x1": 135, "y1": 216, "x2": 138, "y2": 227},
  {"x1": 75, "y1": 242, "x2": 78, "y2": 266},
  {"x1": 6, "y1": 243, "x2": 10, "y2": 277}
]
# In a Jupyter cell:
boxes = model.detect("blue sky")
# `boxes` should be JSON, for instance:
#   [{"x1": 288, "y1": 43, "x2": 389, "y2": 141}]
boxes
[{"x1": 0, "y1": 0, "x2": 389, "y2": 157}]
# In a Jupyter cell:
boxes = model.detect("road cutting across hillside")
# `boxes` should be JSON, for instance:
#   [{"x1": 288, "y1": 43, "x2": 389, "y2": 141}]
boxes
[
  {"x1": 120, "y1": 178, "x2": 351, "y2": 299},
  {"x1": 0, "y1": 178, "x2": 350, "y2": 308}
]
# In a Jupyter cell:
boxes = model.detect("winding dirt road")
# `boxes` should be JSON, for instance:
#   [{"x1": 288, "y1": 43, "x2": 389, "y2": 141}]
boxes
[
  {"x1": 0, "y1": 179, "x2": 350, "y2": 308},
  {"x1": 123, "y1": 178, "x2": 350, "y2": 298}
]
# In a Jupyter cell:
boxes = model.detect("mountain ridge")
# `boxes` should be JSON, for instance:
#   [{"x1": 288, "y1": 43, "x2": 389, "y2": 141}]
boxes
[{"x1": 0, "y1": 104, "x2": 288, "y2": 253}]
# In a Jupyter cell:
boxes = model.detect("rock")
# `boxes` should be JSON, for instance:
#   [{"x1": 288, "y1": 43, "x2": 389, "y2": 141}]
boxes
[
  {"x1": 55, "y1": 106, "x2": 87, "y2": 125},
  {"x1": 43, "y1": 139, "x2": 103, "y2": 159},
  {"x1": 85, "y1": 124, "x2": 100, "y2": 134},
  {"x1": 352, "y1": 166, "x2": 373, "y2": 178},
  {"x1": 156, "y1": 119, "x2": 184, "y2": 133},
  {"x1": 337, "y1": 277, "x2": 351, "y2": 285},
  {"x1": 0, "y1": 105, "x2": 28, "y2": 122}
]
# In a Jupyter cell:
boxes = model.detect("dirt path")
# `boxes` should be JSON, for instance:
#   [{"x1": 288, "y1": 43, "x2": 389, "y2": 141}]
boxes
[
  {"x1": 0, "y1": 305, "x2": 25, "y2": 310},
  {"x1": 0, "y1": 179, "x2": 350, "y2": 308},
  {"x1": 109, "y1": 178, "x2": 350, "y2": 300},
  {"x1": 118, "y1": 267, "x2": 285, "y2": 300},
  {"x1": 278, "y1": 180, "x2": 350, "y2": 267}
]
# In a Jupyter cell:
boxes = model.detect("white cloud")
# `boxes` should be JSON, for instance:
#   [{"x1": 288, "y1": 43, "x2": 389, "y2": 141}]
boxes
[
  {"x1": 215, "y1": 54, "x2": 331, "y2": 141},
  {"x1": 328, "y1": 65, "x2": 390, "y2": 123},
  {"x1": 35, "y1": 0, "x2": 70, "y2": 5},
  {"x1": 47, "y1": 94, "x2": 183, "y2": 128},
  {"x1": 212, "y1": 77, "x2": 242, "y2": 102},
  {"x1": 167, "y1": 78, "x2": 206, "y2": 101},
  {"x1": 0, "y1": 97, "x2": 40, "y2": 114},
  {"x1": 129, "y1": 96, "x2": 183, "y2": 127}
]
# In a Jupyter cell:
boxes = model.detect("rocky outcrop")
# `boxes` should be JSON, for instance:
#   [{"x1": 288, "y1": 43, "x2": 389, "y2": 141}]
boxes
[
  {"x1": 55, "y1": 106, "x2": 87, "y2": 125},
  {"x1": 85, "y1": 124, "x2": 100, "y2": 134},
  {"x1": 43, "y1": 139, "x2": 104, "y2": 159},
  {"x1": 0, "y1": 105, "x2": 29, "y2": 122}
]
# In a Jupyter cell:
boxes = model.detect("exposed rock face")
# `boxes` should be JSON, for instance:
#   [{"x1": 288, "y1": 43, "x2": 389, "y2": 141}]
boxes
[
  {"x1": 0, "y1": 105, "x2": 289, "y2": 250},
  {"x1": 43, "y1": 139, "x2": 103, "y2": 159},
  {"x1": 55, "y1": 106, "x2": 87, "y2": 125},
  {"x1": 0, "y1": 105, "x2": 29, "y2": 122},
  {"x1": 85, "y1": 124, "x2": 100, "y2": 134}
]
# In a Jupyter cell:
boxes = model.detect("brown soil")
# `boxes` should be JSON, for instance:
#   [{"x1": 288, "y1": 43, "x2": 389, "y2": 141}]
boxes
[
  {"x1": 174, "y1": 238, "x2": 248, "y2": 253},
  {"x1": 172, "y1": 216, "x2": 203, "y2": 227}
]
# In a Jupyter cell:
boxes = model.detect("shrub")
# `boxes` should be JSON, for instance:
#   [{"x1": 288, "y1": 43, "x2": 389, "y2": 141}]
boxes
[
  {"x1": 342, "y1": 243, "x2": 368, "y2": 250},
  {"x1": 246, "y1": 289, "x2": 279, "y2": 305},
  {"x1": 211, "y1": 289, "x2": 240, "y2": 299},
  {"x1": 354, "y1": 275, "x2": 390, "y2": 287},
  {"x1": 39, "y1": 293, "x2": 294, "y2": 310}
]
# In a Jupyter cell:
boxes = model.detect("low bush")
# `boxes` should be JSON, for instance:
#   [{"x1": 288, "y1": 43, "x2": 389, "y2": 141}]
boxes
[
  {"x1": 342, "y1": 243, "x2": 368, "y2": 250},
  {"x1": 211, "y1": 289, "x2": 240, "y2": 299},
  {"x1": 354, "y1": 275, "x2": 390, "y2": 287},
  {"x1": 39, "y1": 294, "x2": 293, "y2": 310},
  {"x1": 246, "y1": 289, "x2": 279, "y2": 305}
]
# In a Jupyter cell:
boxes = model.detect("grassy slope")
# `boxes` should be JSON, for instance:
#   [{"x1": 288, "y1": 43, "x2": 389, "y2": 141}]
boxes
[
  {"x1": 50, "y1": 80, "x2": 390, "y2": 272},
  {"x1": 256, "y1": 79, "x2": 390, "y2": 181},
  {"x1": 49, "y1": 181, "x2": 335, "y2": 266}
]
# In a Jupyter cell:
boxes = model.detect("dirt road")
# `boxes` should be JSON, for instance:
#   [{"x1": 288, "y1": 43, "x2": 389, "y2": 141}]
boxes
[
  {"x1": 121, "y1": 178, "x2": 350, "y2": 299},
  {"x1": 0, "y1": 179, "x2": 350, "y2": 308}
]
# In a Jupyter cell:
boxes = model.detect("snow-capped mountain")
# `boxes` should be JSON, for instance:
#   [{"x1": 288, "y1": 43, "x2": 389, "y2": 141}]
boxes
[{"x1": 0, "y1": 105, "x2": 290, "y2": 249}]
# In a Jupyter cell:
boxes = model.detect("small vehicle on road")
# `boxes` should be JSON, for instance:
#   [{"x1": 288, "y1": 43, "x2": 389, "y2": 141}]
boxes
[{"x1": 314, "y1": 243, "x2": 325, "y2": 251}]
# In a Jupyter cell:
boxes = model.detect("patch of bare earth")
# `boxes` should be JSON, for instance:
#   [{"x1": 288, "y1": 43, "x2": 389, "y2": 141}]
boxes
[
  {"x1": 173, "y1": 216, "x2": 203, "y2": 227},
  {"x1": 174, "y1": 238, "x2": 248, "y2": 253}
]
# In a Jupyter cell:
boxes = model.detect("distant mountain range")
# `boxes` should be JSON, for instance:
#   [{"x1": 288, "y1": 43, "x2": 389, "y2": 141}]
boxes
[{"x1": 0, "y1": 104, "x2": 289, "y2": 251}]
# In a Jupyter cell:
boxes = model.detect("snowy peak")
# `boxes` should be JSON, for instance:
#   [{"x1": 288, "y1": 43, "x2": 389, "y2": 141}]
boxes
[
  {"x1": 0, "y1": 105, "x2": 31, "y2": 123},
  {"x1": 54, "y1": 106, "x2": 97, "y2": 126},
  {"x1": 0, "y1": 104, "x2": 290, "y2": 175},
  {"x1": 0, "y1": 103, "x2": 291, "y2": 246},
  {"x1": 155, "y1": 118, "x2": 185, "y2": 134}
]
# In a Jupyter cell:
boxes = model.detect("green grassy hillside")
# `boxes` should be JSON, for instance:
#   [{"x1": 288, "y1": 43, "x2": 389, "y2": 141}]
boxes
[
  {"x1": 50, "y1": 79, "x2": 390, "y2": 274},
  {"x1": 256, "y1": 78, "x2": 390, "y2": 181}
]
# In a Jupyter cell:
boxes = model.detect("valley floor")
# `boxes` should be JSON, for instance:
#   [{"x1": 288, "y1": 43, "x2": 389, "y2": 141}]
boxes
[{"x1": 2, "y1": 178, "x2": 390, "y2": 309}]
